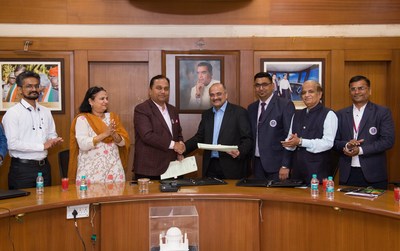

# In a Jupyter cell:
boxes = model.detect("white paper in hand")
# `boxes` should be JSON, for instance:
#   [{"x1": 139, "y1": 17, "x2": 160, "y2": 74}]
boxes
[
  {"x1": 197, "y1": 143, "x2": 238, "y2": 152},
  {"x1": 161, "y1": 156, "x2": 198, "y2": 180}
]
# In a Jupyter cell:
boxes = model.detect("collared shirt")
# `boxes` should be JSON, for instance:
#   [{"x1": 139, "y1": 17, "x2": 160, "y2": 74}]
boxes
[
  {"x1": 351, "y1": 103, "x2": 367, "y2": 167},
  {"x1": 211, "y1": 101, "x2": 228, "y2": 158},
  {"x1": 285, "y1": 110, "x2": 338, "y2": 153},
  {"x1": 2, "y1": 99, "x2": 58, "y2": 160},
  {"x1": 152, "y1": 100, "x2": 175, "y2": 149},
  {"x1": 255, "y1": 94, "x2": 273, "y2": 157}
]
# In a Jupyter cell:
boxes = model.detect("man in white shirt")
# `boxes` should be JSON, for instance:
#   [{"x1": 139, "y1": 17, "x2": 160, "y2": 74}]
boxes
[
  {"x1": 2, "y1": 71, "x2": 63, "y2": 189},
  {"x1": 282, "y1": 80, "x2": 338, "y2": 184},
  {"x1": 334, "y1": 75, "x2": 394, "y2": 189},
  {"x1": 188, "y1": 62, "x2": 219, "y2": 109}
]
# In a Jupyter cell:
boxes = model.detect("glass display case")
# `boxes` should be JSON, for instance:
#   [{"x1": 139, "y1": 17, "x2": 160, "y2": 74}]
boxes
[{"x1": 149, "y1": 206, "x2": 199, "y2": 251}]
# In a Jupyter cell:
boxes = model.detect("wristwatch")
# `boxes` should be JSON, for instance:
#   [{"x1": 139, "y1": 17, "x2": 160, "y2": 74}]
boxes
[{"x1": 298, "y1": 137, "x2": 303, "y2": 147}]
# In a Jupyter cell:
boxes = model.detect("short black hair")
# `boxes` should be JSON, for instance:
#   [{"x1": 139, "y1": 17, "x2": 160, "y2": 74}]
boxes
[
  {"x1": 349, "y1": 75, "x2": 370, "y2": 88},
  {"x1": 79, "y1": 86, "x2": 107, "y2": 113},
  {"x1": 254, "y1": 72, "x2": 272, "y2": 82},
  {"x1": 197, "y1": 62, "x2": 213, "y2": 75},
  {"x1": 149, "y1": 75, "x2": 170, "y2": 89},
  {"x1": 16, "y1": 71, "x2": 40, "y2": 87}
]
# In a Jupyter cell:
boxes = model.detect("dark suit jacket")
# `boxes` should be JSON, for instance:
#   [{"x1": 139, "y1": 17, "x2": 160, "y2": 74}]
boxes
[
  {"x1": 133, "y1": 99, "x2": 183, "y2": 176},
  {"x1": 334, "y1": 102, "x2": 395, "y2": 183},
  {"x1": 185, "y1": 102, "x2": 253, "y2": 179},
  {"x1": 247, "y1": 95, "x2": 295, "y2": 173}
]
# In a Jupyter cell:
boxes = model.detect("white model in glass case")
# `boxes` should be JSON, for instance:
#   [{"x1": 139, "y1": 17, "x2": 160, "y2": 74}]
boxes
[{"x1": 159, "y1": 227, "x2": 189, "y2": 251}]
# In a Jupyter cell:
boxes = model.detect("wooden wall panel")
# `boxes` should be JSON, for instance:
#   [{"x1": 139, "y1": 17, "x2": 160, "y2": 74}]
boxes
[{"x1": 0, "y1": 0, "x2": 399, "y2": 24}]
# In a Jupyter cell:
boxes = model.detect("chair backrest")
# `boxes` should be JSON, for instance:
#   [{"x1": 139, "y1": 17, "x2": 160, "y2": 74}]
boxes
[{"x1": 58, "y1": 149, "x2": 70, "y2": 178}]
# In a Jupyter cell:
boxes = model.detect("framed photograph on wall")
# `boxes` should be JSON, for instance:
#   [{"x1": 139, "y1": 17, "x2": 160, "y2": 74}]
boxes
[
  {"x1": 175, "y1": 56, "x2": 224, "y2": 113},
  {"x1": 0, "y1": 59, "x2": 64, "y2": 113},
  {"x1": 261, "y1": 59, "x2": 324, "y2": 110}
]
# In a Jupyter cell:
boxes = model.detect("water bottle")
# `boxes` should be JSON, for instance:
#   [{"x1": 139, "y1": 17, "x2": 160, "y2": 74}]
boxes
[
  {"x1": 80, "y1": 175, "x2": 88, "y2": 198},
  {"x1": 310, "y1": 174, "x2": 319, "y2": 198},
  {"x1": 326, "y1": 176, "x2": 334, "y2": 200},
  {"x1": 36, "y1": 172, "x2": 44, "y2": 194}
]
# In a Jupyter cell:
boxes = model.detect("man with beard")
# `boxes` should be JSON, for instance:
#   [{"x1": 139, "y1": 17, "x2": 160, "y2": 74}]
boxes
[
  {"x1": 185, "y1": 82, "x2": 253, "y2": 179},
  {"x1": 2, "y1": 71, "x2": 63, "y2": 189}
]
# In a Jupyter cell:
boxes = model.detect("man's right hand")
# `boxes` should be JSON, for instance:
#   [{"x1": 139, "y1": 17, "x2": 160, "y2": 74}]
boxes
[{"x1": 195, "y1": 80, "x2": 205, "y2": 98}]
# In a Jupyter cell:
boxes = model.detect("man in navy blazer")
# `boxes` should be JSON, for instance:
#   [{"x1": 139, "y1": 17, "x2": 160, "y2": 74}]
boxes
[
  {"x1": 185, "y1": 82, "x2": 253, "y2": 179},
  {"x1": 133, "y1": 75, "x2": 185, "y2": 180},
  {"x1": 334, "y1": 75, "x2": 394, "y2": 189},
  {"x1": 248, "y1": 72, "x2": 295, "y2": 180}
]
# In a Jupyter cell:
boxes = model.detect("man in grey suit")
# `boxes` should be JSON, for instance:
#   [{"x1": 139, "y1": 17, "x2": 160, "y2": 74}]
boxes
[
  {"x1": 248, "y1": 72, "x2": 295, "y2": 180},
  {"x1": 334, "y1": 75, "x2": 394, "y2": 189},
  {"x1": 185, "y1": 82, "x2": 253, "y2": 179},
  {"x1": 133, "y1": 75, "x2": 185, "y2": 180}
]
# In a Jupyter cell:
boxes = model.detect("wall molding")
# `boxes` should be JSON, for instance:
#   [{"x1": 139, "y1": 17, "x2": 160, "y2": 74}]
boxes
[{"x1": 1, "y1": 24, "x2": 399, "y2": 38}]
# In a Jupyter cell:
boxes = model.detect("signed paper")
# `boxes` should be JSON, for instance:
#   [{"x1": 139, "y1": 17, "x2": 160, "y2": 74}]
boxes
[
  {"x1": 197, "y1": 143, "x2": 238, "y2": 152},
  {"x1": 161, "y1": 156, "x2": 198, "y2": 180}
]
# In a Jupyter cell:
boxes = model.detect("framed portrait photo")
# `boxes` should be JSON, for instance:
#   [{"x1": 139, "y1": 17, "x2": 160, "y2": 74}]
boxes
[
  {"x1": 176, "y1": 56, "x2": 224, "y2": 113},
  {"x1": 0, "y1": 59, "x2": 64, "y2": 113},
  {"x1": 261, "y1": 59, "x2": 324, "y2": 110}
]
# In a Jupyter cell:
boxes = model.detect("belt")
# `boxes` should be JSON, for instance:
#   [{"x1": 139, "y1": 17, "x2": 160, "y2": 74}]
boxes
[{"x1": 12, "y1": 157, "x2": 47, "y2": 166}]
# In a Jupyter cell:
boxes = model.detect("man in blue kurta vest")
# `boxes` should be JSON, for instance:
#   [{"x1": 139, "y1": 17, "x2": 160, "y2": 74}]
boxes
[{"x1": 281, "y1": 80, "x2": 338, "y2": 184}]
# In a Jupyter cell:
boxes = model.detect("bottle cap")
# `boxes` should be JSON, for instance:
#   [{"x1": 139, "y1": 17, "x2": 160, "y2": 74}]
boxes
[
  {"x1": 81, "y1": 175, "x2": 86, "y2": 179},
  {"x1": 38, "y1": 172, "x2": 42, "y2": 176},
  {"x1": 312, "y1": 174, "x2": 317, "y2": 178},
  {"x1": 328, "y1": 176, "x2": 333, "y2": 180}
]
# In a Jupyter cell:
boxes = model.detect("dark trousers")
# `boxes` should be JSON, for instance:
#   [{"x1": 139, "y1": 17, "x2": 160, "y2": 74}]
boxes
[
  {"x1": 340, "y1": 167, "x2": 388, "y2": 190},
  {"x1": 8, "y1": 157, "x2": 51, "y2": 190},
  {"x1": 253, "y1": 157, "x2": 279, "y2": 180},
  {"x1": 206, "y1": 158, "x2": 225, "y2": 179}
]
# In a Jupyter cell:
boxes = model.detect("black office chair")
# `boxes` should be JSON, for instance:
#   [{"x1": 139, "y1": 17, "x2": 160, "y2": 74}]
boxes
[{"x1": 58, "y1": 149, "x2": 70, "y2": 178}]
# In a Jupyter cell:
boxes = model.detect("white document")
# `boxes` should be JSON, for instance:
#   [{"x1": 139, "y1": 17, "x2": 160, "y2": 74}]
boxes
[
  {"x1": 197, "y1": 143, "x2": 238, "y2": 152},
  {"x1": 161, "y1": 156, "x2": 198, "y2": 180}
]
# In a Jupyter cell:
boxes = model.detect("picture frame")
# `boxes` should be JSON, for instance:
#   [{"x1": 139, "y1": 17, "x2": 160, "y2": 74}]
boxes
[
  {"x1": 261, "y1": 59, "x2": 324, "y2": 110},
  {"x1": 175, "y1": 56, "x2": 224, "y2": 113},
  {"x1": 0, "y1": 59, "x2": 64, "y2": 113}
]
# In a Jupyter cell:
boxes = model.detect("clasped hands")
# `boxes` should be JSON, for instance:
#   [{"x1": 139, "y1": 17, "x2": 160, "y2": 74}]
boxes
[
  {"x1": 281, "y1": 133, "x2": 301, "y2": 148},
  {"x1": 173, "y1": 141, "x2": 185, "y2": 155},
  {"x1": 343, "y1": 139, "x2": 364, "y2": 157}
]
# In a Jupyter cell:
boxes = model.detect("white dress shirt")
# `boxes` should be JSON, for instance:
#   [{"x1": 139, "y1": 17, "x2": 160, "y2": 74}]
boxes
[{"x1": 2, "y1": 99, "x2": 58, "y2": 160}]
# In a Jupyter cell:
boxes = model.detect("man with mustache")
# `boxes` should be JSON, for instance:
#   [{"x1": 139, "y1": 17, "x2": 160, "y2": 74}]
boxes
[
  {"x1": 334, "y1": 75, "x2": 394, "y2": 189},
  {"x1": 2, "y1": 71, "x2": 63, "y2": 189},
  {"x1": 188, "y1": 62, "x2": 219, "y2": 109},
  {"x1": 281, "y1": 80, "x2": 338, "y2": 184},
  {"x1": 185, "y1": 82, "x2": 253, "y2": 179}
]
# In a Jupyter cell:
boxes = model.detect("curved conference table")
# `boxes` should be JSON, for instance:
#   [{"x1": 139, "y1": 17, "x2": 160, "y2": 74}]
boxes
[{"x1": 1, "y1": 180, "x2": 399, "y2": 251}]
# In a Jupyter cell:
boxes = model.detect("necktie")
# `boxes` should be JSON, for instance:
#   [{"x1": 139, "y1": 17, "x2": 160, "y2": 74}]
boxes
[{"x1": 258, "y1": 102, "x2": 266, "y2": 125}]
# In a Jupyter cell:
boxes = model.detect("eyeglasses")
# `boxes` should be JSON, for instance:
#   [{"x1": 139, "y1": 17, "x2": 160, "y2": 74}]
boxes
[
  {"x1": 254, "y1": 82, "x2": 272, "y2": 89},
  {"x1": 23, "y1": 84, "x2": 40, "y2": 90},
  {"x1": 350, "y1": 86, "x2": 369, "y2": 92}
]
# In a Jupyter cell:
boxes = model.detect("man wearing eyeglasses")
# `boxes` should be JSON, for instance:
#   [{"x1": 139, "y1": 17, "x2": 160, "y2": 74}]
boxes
[
  {"x1": 247, "y1": 72, "x2": 295, "y2": 180},
  {"x1": 2, "y1": 71, "x2": 63, "y2": 189},
  {"x1": 281, "y1": 80, "x2": 338, "y2": 184},
  {"x1": 334, "y1": 75, "x2": 394, "y2": 189},
  {"x1": 185, "y1": 82, "x2": 253, "y2": 179}
]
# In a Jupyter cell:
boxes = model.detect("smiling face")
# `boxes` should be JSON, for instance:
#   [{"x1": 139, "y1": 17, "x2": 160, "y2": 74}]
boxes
[
  {"x1": 89, "y1": 90, "x2": 108, "y2": 114},
  {"x1": 301, "y1": 81, "x2": 322, "y2": 109},
  {"x1": 209, "y1": 83, "x2": 227, "y2": 110},
  {"x1": 149, "y1": 78, "x2": 170, "y2": 106},
  {"x1": 254, "y1": 77, "x2": 274, "y2": 101},
  {"x1": 349, "y1": 79, "x2": 370, "y2": 108},
  {"x1": 19, "y1": 77, "x2": 40, "y2": 101}
]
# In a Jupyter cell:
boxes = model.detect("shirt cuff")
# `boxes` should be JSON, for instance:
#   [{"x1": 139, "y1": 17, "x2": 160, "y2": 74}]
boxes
[
  {"x1": 169, "y1": 141, "x2": 175, "y2": 149},
  {"x1": 358, "y1": 147, "x2": 364, "y2": 155}
]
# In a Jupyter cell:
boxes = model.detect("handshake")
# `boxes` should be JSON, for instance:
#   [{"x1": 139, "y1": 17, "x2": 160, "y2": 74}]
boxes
[{"x1": 173, "y1": 141, "x2": 186, "y2": 155}]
